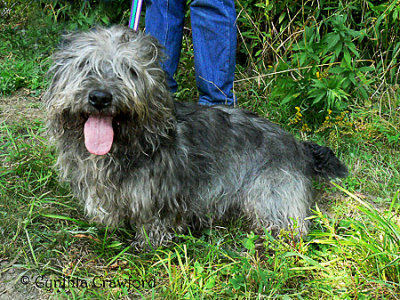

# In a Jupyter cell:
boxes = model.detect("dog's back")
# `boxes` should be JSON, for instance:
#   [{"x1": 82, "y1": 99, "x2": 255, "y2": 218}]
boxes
[{"x1": 174, "y1": 100, "x2": 347, "y2": 181}]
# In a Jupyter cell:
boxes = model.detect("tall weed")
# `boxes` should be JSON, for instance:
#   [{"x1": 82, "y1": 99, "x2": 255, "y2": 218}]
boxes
[{"x1": 237, "y1": 0, "x2": 400, "y2": 128}]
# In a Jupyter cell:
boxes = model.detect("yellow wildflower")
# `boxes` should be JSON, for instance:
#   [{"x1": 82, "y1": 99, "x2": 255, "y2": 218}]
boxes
[{"x1": 301, "y1": 123, "x2": 311, "y2": 132}]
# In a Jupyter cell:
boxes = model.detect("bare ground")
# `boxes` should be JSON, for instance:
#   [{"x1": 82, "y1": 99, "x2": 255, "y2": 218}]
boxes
[{"x1": 0, "y1": 89, "x2": 44, "y2": 126}]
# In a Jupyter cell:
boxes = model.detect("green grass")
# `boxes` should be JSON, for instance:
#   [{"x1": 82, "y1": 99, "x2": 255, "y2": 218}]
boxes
[
  {"x1": 0, "y1": 13, "x2": 60, "y2": 95},
  {"x1": 1, "y1": 1, "x2": 399, "y2": 299}
]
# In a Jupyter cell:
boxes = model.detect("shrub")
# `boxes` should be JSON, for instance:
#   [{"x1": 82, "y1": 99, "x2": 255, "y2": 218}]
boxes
[{"x1": 236, "y1": 0, "x2": 400, "y2": 128}]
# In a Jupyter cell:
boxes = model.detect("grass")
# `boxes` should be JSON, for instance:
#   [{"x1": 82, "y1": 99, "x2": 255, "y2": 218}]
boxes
[{"x1": 1, "y1": 1, "x2": 399, "y2": 299}]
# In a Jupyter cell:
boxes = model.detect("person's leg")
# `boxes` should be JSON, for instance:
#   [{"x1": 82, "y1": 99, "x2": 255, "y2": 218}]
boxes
[
  {"x1": 145, "y1": 0, "x2": 185, "y2": 93},
  {"x1": 190, "y1": 0, "x2": 237, "y2": 106}
]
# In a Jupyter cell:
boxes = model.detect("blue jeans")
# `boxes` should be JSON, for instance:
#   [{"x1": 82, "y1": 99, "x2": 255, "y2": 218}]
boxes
[{"x1": 145, "y1": 0, "x2": 237, "y2": 106}]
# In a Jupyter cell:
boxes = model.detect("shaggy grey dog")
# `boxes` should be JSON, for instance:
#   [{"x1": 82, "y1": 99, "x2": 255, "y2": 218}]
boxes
[{"x1": 44, "y1": 26, "x2": 347, "y2": 248}]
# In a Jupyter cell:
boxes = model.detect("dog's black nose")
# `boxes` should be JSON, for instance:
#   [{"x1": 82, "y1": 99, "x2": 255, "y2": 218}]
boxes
[{"x1": 88, "y1": 90, "x2": 112, "y2": 110}]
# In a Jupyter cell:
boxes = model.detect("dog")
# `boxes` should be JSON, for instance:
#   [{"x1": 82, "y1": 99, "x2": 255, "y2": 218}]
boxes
[{"x1": 44, "y1": 26, "x2": 348, "y2": 248}]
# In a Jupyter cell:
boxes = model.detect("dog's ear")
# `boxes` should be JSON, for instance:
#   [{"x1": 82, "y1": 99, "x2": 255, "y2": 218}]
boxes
[
  {"x1": 50, "y1": 32, "x2": 79, "y2": 67},
  {"x1": 57, "y1": 30, "x2": 78, "y2": 51},
  {"x1": 107, "y1": 26, "x2": 165, "y2": 65},
  {"x1": 120, "y1": 27, "x2": 137, "y2": 44},
  {"x1": 140, "y1": 33, "x2": 166, "y2": 65},
  {"x1": 59, "y1": 34, "x2": 71, "y2": 49}
]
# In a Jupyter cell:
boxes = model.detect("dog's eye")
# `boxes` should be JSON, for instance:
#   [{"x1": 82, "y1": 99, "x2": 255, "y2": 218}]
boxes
[
  {"x1": 129, "y1": 68, "x2": 138, "y2": 79},
  {"x1": 78, "y1": 60, "x2": 89, "y2": 70}
]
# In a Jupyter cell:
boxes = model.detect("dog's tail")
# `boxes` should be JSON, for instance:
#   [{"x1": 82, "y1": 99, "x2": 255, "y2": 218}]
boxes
[{"x1": 303, "y1": 142, "x2": 348, "y2": 179}]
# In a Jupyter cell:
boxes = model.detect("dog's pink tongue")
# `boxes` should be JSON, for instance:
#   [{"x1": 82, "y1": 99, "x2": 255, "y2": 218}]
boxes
[{"x1": 84, "y1": 115, "x2": 114, "y2": 155}]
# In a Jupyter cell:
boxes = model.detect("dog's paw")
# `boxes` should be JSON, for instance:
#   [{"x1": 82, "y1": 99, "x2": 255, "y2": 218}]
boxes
[{"x1": 132, "y1": 227, "x2": 176, "y2": 251}]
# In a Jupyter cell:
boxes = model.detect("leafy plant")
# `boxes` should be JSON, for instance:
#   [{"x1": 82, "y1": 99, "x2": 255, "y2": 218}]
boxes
[{"x1": 237, "y1": 0, "x2": 398, "y2": 130}]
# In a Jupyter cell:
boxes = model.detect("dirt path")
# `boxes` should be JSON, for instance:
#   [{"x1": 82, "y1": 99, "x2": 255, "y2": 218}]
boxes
[
  {"x1": 0, "y1": 89, "x2": 44, "y2": 126},
  {"x1": 0, "y1": 261, "x2": 46, "y2": 300}
]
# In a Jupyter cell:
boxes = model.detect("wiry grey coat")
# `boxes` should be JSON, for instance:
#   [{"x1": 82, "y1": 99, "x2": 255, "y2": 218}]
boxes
[{"x1": 44, "y1": 26, "x2": 348, "y2": 248}]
